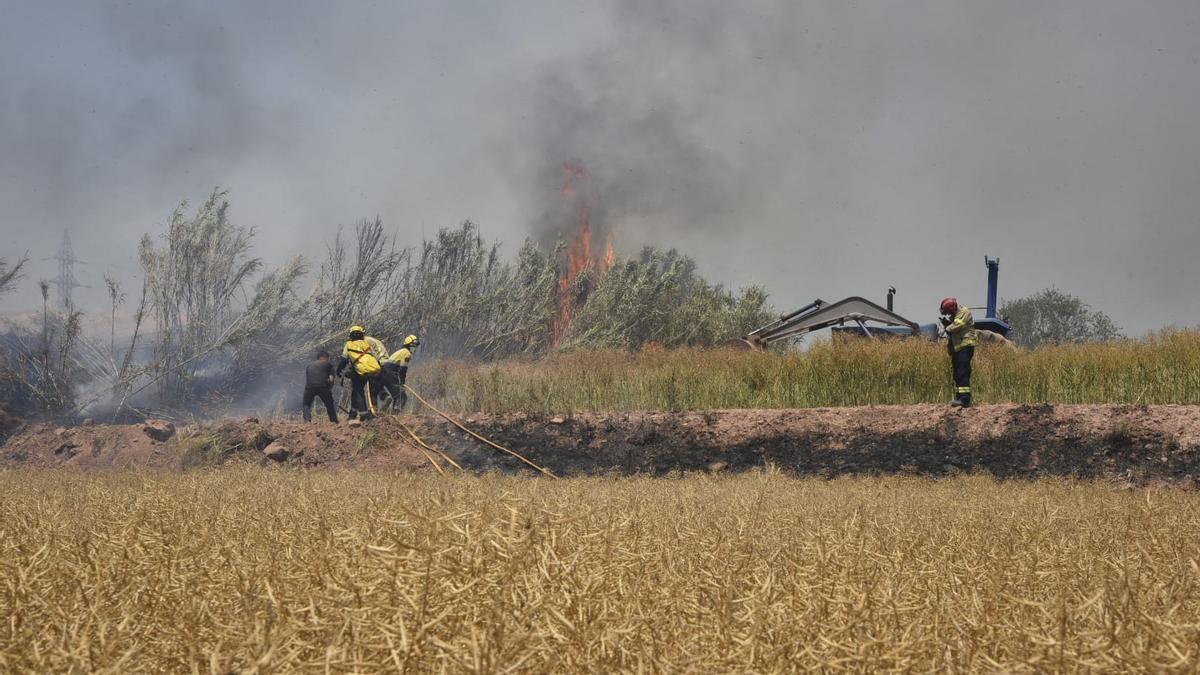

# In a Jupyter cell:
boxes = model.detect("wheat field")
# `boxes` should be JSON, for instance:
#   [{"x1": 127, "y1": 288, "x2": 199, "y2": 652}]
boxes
[
  {"x1": 3, "y1": 469, "x2": 1200, "y2": 672},
  {"x1": 411, "y1": 330, "x2": 1200, "y2": 413}
]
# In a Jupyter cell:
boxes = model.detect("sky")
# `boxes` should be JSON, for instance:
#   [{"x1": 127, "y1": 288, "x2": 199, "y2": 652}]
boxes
[{"x1": 1, "y1": 0, "x2": 1199, "y2": 334}]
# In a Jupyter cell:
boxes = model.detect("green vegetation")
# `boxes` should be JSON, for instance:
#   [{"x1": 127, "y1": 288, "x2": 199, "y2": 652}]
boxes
[
  {"x1": 565, "y1": 248, "x2": 771, "y2": 349},
  {"x1": 412, "y1": 330, "x2": 1200, "y2": 413},
  {"x1": 1001, "y1": 287, "x2": 1122, "y2": 348},
  {"x1": 354, "y1": 430, "x2": 385, "y2": 456},
  {"x1": 3, "y1": 469, "x2": 1199, "y2": 671},
  {"x1": 177, "y1": 434, "x2": 227, "y2": 469},
  {"x1": 1, "y1": 189, "x2": 774, "y2": 417}
]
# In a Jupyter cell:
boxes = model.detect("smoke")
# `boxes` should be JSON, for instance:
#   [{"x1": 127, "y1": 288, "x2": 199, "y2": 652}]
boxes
[
  {"x1": 508, "y1": 1, "x2": 786, "y2": 249},
  {"x1": 0, "y1": 4, "x2": 290, "y2": 208},
  {"x1": 2, "y1": 1, "x2": 1200, "y2": 334},
  {"x1": 498, "y1": 0, "x2": 1200, "y2": 330},
  {"x1": 516, "y1": 59, "x2": 743, "y2": 248}
]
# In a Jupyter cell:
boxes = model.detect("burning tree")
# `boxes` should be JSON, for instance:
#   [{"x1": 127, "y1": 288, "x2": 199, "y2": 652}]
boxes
[
  {"x1": 0, "y1": 185, "x2": 774, "y2": 421},
  {"x1": 553, "y1": 162, "x2": 615, "y2": 344}
]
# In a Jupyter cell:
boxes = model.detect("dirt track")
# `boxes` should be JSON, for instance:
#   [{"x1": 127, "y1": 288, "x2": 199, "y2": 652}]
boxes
[{"x1": 4, "y1": 404, "x2": 1200, "y2": 485}]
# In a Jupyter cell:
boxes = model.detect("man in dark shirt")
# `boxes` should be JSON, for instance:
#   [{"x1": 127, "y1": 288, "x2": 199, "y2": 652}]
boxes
[{"x1": 303, "y1": 351, "x2": 338, "y2": 423}]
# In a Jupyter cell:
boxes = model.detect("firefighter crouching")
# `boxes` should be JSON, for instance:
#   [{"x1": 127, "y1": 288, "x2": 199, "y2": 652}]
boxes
[
  {"x1": 939, "y1": 298, "x2": 977, "y2": 408},
  {"x1": 338, "y1": 325, "x2": 382, "y2": 421},
  {"x1": 380, "y1": 334, "x2": 419, "y2": 411}
]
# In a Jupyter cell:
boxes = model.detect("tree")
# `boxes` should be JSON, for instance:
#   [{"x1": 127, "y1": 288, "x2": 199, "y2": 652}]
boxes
[
  {"x1": 567, "y1": 247, "x2": 774, "y2": 350},
  {"x1": 139, "y1": 188, "x2": 263, "y2": 403},
  {"x1": 0, "y1": 256, "x2": 28, "y2": 295},
  {"x1": 1000, "y1": 288, "x2": 1121, "y2": 348}
]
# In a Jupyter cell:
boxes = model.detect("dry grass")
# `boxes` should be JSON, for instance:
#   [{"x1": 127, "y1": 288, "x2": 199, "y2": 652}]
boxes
[
  {"x1": 412, "y1": 330, "x2": 1200, "y2": 413},
  {"x1": 3, "y1": 469, "x2": 1200, "y2": 671}
]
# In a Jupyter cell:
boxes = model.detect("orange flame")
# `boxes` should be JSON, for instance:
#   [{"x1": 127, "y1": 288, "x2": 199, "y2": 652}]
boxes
[{"x1": 553, "y1": 162, "x2": 613, "y2": 345}]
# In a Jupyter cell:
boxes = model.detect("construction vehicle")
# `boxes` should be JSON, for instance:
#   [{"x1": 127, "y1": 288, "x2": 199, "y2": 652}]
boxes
[{"x1": 743, "y1": 256, "x2": 1011, "y2": 349}]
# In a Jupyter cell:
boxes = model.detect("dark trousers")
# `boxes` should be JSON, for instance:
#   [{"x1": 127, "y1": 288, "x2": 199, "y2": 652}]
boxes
[
  {"x1": 348, "y1": 371, "x2": 378, "y2": 419},
  {"x1": 303, "y1": 386, "x2": 338, "y2": 422},
  {"x1": 378, "y1": 364, "x2": 408, "y2": 411},
  {"x1": 950, "y1": 345, "x2": 974, "y2": 403}
]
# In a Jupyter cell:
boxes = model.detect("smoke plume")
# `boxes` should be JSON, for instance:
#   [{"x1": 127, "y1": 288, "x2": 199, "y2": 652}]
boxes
[{"x1": 1, "y1": 1, "x2": 1199, "y2": 333}]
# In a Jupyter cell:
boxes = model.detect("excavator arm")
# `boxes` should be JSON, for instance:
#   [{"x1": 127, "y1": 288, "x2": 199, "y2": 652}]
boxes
[{"x1": 743, "y1": 297, "x2": 920, "y2": 350}]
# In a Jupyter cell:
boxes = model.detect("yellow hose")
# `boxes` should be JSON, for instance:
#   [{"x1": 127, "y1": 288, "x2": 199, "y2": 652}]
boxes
[
  {"x1": 404, "y1": 385, "x2": 557, "y2": 478},
  {"x1": 385, "y1": 416, "x2": 463, "y2": 472},
  {"x1": 365, "y1": 380, "x2": 376, "y2": 416},
  {"x1": 414, "y1": 444, "x2": 446, "y2": 475}
]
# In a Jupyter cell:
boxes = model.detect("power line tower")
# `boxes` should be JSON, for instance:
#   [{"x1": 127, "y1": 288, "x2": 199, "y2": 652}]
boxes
[{"x1": 45, "y1": 230, "x2": 88, "y2": 310}]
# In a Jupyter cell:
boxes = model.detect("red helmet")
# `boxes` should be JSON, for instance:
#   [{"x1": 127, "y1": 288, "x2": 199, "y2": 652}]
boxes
[{"x1": 939, "y1": 297, "x2": 959, "y2": 315}]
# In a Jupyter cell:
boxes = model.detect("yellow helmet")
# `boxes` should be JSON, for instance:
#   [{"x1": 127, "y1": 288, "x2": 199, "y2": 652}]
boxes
[
  {"x1": 404, "y1": 334, "x2": 420, "y2": 347},
  {"x1": 350, "y1": 325, "x2": 365, "y2": 333}
]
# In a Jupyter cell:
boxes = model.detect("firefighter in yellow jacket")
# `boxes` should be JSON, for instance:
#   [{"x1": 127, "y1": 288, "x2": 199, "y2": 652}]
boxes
[
  {"x1": 337, "y1": 325, "x2": 382, "y2": 420},
  {"x1": 379, "y1": 334, "x2": 419, "y2": 411},
  {"x1": 362, "y1": 333, "x2": 390, "y2": 410},
  {"x1": 939, "y1": 298, "x2": 977, "y2": 407},
  {"x1": 365, "y1": 334, "x2": 388, "y2": 363}
]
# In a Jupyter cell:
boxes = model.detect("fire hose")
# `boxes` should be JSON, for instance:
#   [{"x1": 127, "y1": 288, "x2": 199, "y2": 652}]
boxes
[
  {"x1": 330, "y1": 377, "x2": 555, "y2": 478},
  {"x1": 403, "y1": 384, "x2": 557, "y2": 478},
  {"x1": 383, "y1": 416, "x2": 462, "y2": 474}
]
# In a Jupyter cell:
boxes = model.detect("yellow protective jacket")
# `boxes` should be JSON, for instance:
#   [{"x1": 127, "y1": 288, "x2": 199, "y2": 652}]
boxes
[
  {"x1": 388, "y1": 347, "x2": 413, "y2": 367},
  {"x1": 343, "y1": 339, "x2": 382, "y2": 376},
  {"x1": 366, "y1": 336, "x2": 388, "y2": 361},
  {"x1": 945, "y1": 306, "x2": 977, "y2": 351}
]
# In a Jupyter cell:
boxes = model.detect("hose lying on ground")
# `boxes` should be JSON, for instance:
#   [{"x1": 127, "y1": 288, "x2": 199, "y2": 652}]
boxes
[
  {"x1": 384, "y1": 416, "x2": 463, "y2": 473},
  {"x1": 404, "y1": 385, "x2": 557, "y2": 478},
  {"x1": 412, "y1": 441, "x2": 447, "y2": 475}
]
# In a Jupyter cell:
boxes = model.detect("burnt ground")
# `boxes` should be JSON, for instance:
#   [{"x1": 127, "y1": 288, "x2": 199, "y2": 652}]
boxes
[{"x1": 4, "y1": 404, "x2": 1200, "y2": 486}]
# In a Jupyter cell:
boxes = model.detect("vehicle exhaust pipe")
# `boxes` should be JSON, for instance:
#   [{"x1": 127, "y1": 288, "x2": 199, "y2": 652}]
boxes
[{"x1": 985, "y1": 257, "x2": 999, "y2": 319}]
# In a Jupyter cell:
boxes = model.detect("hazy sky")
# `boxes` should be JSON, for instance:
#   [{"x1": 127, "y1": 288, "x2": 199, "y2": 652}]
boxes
[{"x1": 2, "y1": 1, "x2": 1199, "y2": 334}]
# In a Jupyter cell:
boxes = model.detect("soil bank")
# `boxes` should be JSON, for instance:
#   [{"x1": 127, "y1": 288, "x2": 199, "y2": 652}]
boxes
[{"x1": 3, "y1": 404, "x2": 1199, "y2": 485}]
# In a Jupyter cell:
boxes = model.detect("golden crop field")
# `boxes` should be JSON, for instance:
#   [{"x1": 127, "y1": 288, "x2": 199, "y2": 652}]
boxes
[
  {"x1": 410, "y1": 330, "x2": 1200, "y2": 413},
  {"x1": 3, "y1": 469, "x2": 1200, "y2": 672}
]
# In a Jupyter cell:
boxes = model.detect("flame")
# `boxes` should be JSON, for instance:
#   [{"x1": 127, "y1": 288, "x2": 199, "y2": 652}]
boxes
[
  {"x1": 560, "y1": 161, "x2": 587, "y2": 196},
  {"x1": 553, "y1": 161, "x2": 613, "y2": 345}
]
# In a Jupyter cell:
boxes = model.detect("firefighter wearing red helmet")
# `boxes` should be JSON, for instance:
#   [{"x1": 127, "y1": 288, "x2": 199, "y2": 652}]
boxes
[{"x1": 939, "y1": 297, "x2": 977, "y2": 407}]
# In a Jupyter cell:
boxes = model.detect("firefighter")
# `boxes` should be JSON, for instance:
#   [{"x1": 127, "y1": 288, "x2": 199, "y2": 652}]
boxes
[
  {"x1": 365, "y1": 334, "x2": 388, "y2": 363},
  {"x1": 361, "y1": 332, "x2": 390, "y2": 410},
  {"x1": 939, "y1": 298, "x2": 977, "y2": 407},
  {"x1": 338, "y1": 325, "x2": 382, "y2": 420},
  {"x1": 380, "y1": 334, "x2": 420, "y2": 411}
]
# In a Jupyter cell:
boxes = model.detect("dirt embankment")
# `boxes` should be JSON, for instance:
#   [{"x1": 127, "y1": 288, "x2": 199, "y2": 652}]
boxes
[{"x1": 4, "y1": 404, "x2": 1200, "y2": 485}]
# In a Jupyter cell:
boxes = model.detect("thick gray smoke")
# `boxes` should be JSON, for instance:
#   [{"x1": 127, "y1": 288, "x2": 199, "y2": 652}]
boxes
[
  {"x1": 511, "y1": 2, "x2": 804, "y2": 249},
  {"x1": 500, "y1": 0, "x2": 1200, "y2": 329},
  {"x1": 514, "y1": 50, "x2": 743, "y2": 249},
  {"x1": 2, "y1": 1, "x2": 1200, "y2": 333}
]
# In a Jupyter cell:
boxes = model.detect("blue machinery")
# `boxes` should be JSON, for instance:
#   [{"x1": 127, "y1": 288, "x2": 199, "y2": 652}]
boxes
[
  {"x1": 974, "y1": 256, "x2": 1011, "y2": 336},
  {"x1": 743, "y1": 256, "x2": 1011, "y2": 349}
]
